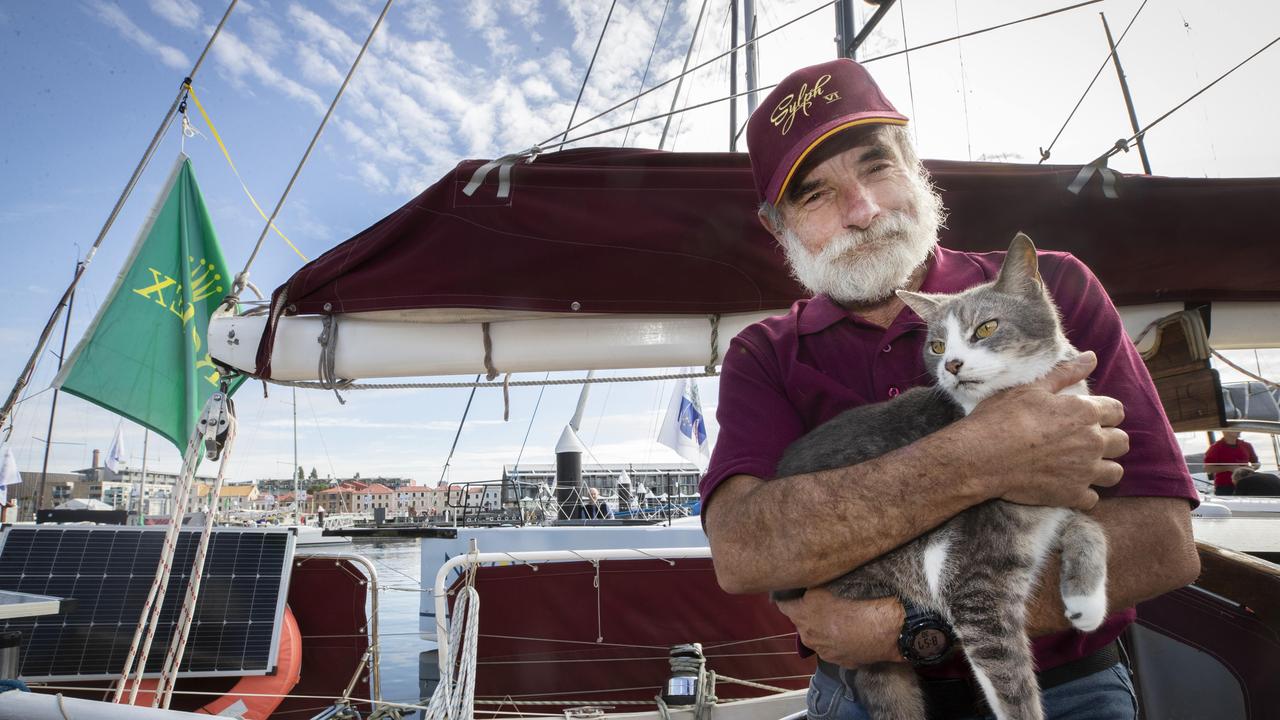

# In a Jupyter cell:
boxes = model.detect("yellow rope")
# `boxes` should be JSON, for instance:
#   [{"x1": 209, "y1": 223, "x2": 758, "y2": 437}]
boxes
[{"x1": 184, "y1": 84, "x2": 309, "y2": 262}]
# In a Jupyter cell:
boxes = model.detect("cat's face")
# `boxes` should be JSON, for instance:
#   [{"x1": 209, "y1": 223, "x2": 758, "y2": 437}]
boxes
[{"x1": 899, "y1": 234, "x2": 1067, "y2": 410}]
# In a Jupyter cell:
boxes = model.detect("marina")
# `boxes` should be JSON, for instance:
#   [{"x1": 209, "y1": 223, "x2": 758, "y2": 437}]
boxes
[{"x1": 1, "y1": 0, "x2": 1279, "y2": 718}]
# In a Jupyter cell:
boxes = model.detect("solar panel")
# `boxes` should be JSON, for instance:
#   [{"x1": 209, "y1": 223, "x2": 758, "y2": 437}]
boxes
[{"x1": 0, "y1": 526, "x2": 295, "y2": 681}]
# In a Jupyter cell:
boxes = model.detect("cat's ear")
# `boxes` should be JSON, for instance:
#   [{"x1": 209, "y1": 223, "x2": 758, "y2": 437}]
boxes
[
  {"x1": 897, "y1": 289, "x2": 943, "y2": 321},
  {"x1": 994, "y1": 232, "x2": 1043, "y2": 294}
]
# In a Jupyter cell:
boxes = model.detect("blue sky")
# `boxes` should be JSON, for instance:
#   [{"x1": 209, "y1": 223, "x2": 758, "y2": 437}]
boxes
[{"x1": 1, "y1": 0, "x2": 1278, "y2": 484}]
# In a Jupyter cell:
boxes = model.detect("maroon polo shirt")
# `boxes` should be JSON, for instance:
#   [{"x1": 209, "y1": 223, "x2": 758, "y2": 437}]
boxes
[{"x1": 700, "y1": 246, "x2": 1197, "y2": 673}]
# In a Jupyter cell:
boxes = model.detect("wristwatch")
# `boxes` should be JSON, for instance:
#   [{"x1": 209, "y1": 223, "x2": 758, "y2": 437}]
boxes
[{"x1": 898, "y1": 602, "x2": 955, "y2": 666}]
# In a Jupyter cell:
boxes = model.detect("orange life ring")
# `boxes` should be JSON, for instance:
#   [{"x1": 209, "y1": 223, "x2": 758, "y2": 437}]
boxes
[{"x1": 122, "y1": 605, "x2": 303, "y2": 719}]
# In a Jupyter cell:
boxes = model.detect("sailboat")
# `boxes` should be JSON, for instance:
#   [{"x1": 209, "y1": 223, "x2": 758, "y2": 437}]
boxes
[{"x1": 4, "y1": 1, "x2": 1280, "y2": 718}]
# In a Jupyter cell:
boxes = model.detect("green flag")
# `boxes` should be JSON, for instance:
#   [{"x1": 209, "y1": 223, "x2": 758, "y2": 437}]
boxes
[{"x1": 55, "y1": 155, "x2": 243, "y2": 451}]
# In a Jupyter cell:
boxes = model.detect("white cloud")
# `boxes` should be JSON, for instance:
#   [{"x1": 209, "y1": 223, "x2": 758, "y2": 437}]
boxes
[
  {"x1": 295, "y1": 44, "x2": 343, "y2": 86},
  {"x1": 357, "y1": 162, "x2": 392, "y2": 193},
  {"x1": 89, "y1": 1, "x2": 191, "y2": 70},
  {"x1": 521, "y1": 76, "x2": 557, "y2": 102},
  {"x1": 210, "y1": 29, "x2": 326, "y2": 114},
  {"x1": 148, "y1": 0, "x2": 200, "y2": 29},
  {"x1": 247, "y1": 13, "x2": 287, "y2": 58}
]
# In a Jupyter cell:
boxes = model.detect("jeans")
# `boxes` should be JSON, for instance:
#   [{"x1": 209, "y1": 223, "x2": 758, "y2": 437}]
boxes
[{"x1": 806, "y1": 663, "x2": 1139, "y2": 720}]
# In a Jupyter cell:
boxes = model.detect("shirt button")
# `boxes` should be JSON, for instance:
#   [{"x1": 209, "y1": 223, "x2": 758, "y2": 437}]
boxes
[
  {"x1": 888, "y1": 386, "x2": 900, "y2": 397},
  {"x1": 882, "y1": 344, "x2": 892, "y2": 353}
]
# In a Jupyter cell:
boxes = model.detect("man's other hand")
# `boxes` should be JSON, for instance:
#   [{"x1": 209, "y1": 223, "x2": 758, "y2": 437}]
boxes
[
  {"x1": 966, "y1": 351, "x2": 1128, "y2": 510},
  {"x1": 775, "y1": 588, "x2": 905, "y2": 668}
]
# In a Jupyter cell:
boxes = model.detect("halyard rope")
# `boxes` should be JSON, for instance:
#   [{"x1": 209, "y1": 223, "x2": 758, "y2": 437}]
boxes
[
  {"x1": 423, "y1": 585, "x2": 481, "y2": 720},
  {"x1": 114, "y1": 391, "x2": 234, "y2": 704},
  {"x1": 154, "y1": 397, "x2": 239, "y2": 708}
]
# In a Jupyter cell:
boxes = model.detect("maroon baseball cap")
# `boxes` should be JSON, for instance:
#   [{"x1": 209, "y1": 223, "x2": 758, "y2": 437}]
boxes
[{"x1": 747, "y1": 58, "x2": 908, "y2": 205}]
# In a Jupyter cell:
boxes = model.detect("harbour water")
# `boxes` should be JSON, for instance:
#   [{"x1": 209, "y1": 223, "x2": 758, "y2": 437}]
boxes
[{"x1": 345, "y1": 538, "x2": 434, "y2": 715}]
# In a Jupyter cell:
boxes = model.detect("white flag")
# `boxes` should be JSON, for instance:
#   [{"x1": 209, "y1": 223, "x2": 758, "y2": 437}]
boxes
[
  {"x1": 657, "y1": 378, "x2": 710, "y2": 470},
  {"x1": 106, "y1": 424, "x2": 127, "y2": 473},
  {"x1": 0, "y1": 446, "x2": 21, "y2": 505}
]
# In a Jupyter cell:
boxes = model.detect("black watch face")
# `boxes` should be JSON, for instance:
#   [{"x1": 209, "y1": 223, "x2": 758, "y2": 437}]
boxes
[{"x1": 911, "y1": 627, "x2": 949, "y2": 658}]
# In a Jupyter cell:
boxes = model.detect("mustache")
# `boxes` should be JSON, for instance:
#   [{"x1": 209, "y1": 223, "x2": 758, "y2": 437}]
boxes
[{"x1": 821, "y1": 211, "x2": 915, "y2": 258}]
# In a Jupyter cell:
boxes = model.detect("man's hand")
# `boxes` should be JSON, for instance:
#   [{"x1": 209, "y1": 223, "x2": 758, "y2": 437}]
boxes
[
  {"x1": 775, "y1": 588, "x2": 905, "y2": 668},
  {"x1": 964, "y1": 352, "x2": 1128, "y2": 510}
]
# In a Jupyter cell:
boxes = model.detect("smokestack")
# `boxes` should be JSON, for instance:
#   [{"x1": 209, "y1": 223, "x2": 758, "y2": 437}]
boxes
[
  {"x1": 92, "y1": 449, "x2": 100, "y2": 469},
  {"x1": 554, "y1": 425, "x2": 585, "y2": 520},
  {"x1": 616, "y1": 471, "x2": 633, "y2": 508}
]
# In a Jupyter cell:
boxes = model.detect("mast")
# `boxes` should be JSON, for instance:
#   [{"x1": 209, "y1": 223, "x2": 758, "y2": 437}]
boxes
[
  {"x1": 569, "y1": 370, "x2": 595, "y2": 433},
  {"x1": 744, "y1": 0, "x2": 760, "y2": 115},
  {"x1": 292, "y1": 387, "x2": 299, "y2": 521},
  {"x1": 137, "y1": 430, "x2": 150, "y2": 525},
  {"x1": 836, "y1": 0, "x2": 857, "y2": 59},
  {"x1": 34, "y1": 263, "x2": 76, "y2": 517},
  {"x1": 1100, "y1": 12, "x2": 1152, "y2": 174},
  {"x1": 730, "y1": 0, "x2": 739, "y2": 150}
]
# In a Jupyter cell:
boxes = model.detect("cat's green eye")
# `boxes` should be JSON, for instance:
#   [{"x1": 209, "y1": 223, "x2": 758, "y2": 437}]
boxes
[
  {"x1": 929, "y1": 340, "x2": 946, "y2": 354},
  {"x1": 975, "y1": 320, "x2": 998, "y2": 339}
]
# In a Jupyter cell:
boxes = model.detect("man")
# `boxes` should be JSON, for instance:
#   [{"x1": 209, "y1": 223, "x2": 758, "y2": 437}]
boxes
[
  {"x1": 701, "y1": 58, "x2": 1200, "y2": 720},
  {"x1": 1231, "y1": 467, "x2": 1280, "y2": 496},
  {"x1": 1204, "y1": 430, "x2": 1259, "y2": 495}
]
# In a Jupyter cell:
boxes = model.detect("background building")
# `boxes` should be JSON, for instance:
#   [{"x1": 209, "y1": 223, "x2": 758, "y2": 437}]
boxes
[{"x1": 502, "y1": 463, "x2": 700, "y2": 504}]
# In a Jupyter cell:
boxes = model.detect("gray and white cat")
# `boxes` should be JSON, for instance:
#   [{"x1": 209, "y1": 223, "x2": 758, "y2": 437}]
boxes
[{"x1": 775, "y1": 234, "x2": 1109, "y2": 720}]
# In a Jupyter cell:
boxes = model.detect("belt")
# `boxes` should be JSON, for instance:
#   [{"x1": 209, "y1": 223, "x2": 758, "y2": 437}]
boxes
[{"x1": 816, "y1": 640, "x2": 1122, "y2": 719}]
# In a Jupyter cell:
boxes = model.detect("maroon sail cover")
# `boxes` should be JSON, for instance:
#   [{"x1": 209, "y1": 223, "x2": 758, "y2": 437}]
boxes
[{"x1": 257, "y1": 148, "x2": 1280, "y2": 377}]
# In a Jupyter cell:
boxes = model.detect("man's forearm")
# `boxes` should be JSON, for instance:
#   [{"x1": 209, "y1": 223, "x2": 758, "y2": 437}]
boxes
[
  {"x1": 707, "y1": 422, "x2": 991, "y2": 594},
  {"x1": 1026, "y1": 495, "x2": 1200, "y2": 636}
]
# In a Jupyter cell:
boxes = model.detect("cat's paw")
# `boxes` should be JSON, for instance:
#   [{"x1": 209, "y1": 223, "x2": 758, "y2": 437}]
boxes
[{"x1": 1063, "y1": 586, "x2": 1107, "y2": 632}]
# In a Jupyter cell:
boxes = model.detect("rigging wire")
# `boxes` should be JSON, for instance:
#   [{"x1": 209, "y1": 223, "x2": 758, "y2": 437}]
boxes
[
  {"x1": 538, "y1": 0, "x2": 842, "y2": 150},
  {"x1": 1090, "y1": 32, "x2": 1280, "y2": 165},
  {"x1": 668, "y1": 0, "x2": 727, "y2": 151},
  {"x1": 590, "y1": 380, "x2": 614, "y2": 447},
  {"x1": 542, "y1": 0, "x2": 1104, "y2": 152},
  {"x1": 660, "y1": 0, "x2": 712, "y2": 149},
  {"x1": 0, "y1": 0, "x2": 240, "y2": 437},
  {"x1": 511, "y1": 372, "x2": 551, "y2": 478},
  {"x1": 439, "y1": 376, "x2": 482, "y2": 485},
  {"x1": 899, "y1": 0, "x2": 919, "y2": 147},
  {"x1": 952, "y1": 0, "x2": 973, "y2": 161},
  {"x1": 560, "y1": 0, "x2": 619, "y2": 147},
  {"x1": 621, "y1": 0, "x2": 672, "y2": 146},
  {"x1": 233, "y1": 0, "x2": 395, "y2": 293},
  {"x1": 1176, "y1": 8, "x2": 1219, "y2": 169},
  {"x1": 1038, "y1": 0, "x2": 1150, "y2": 163},
  {"x1": 302, "y1": 390, "x2": 339, "y2": 482}
]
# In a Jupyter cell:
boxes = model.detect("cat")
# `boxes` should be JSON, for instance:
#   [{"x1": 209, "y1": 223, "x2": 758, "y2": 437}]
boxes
[{"x1": 774, "y1": 233, "x2": 1109, "y2": 720}]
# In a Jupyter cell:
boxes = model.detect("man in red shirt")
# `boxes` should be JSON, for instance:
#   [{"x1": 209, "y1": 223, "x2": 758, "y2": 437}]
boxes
[
  {"x1": 1204, "y1": 431, "x2": 1259, "y2": 495},
  {"x1": 701, "y1": 58, "x2": 1200, "y2": 720}
]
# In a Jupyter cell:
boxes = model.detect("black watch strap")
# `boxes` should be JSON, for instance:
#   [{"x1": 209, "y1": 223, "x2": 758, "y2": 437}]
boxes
[{"x1": 898, "y1": 602, "x2": 955, "y2": 666}]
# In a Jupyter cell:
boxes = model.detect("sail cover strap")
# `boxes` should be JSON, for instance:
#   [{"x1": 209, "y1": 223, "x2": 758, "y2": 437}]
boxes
[
  {"x1": 1067, "y1": 159, "x2": 1120, "y2": 198},
  {"x1": 462, "y1": 147, "x2": 540, "y2": 198}
]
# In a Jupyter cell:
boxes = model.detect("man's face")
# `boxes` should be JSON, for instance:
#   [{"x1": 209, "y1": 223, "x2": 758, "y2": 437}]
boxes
[{"x1": 764, "y1": 129, "x2": 942, "y2": 305}]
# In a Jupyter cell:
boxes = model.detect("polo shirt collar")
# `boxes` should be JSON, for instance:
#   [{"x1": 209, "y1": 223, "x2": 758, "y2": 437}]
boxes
[{"x1": 795, "y1": 246, "x2": 991, "y2": 335}]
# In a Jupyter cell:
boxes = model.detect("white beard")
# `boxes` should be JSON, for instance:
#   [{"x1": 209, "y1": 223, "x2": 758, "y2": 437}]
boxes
[{"x1": 780, "y1": 177, "x2": 944, "y2": 305}]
